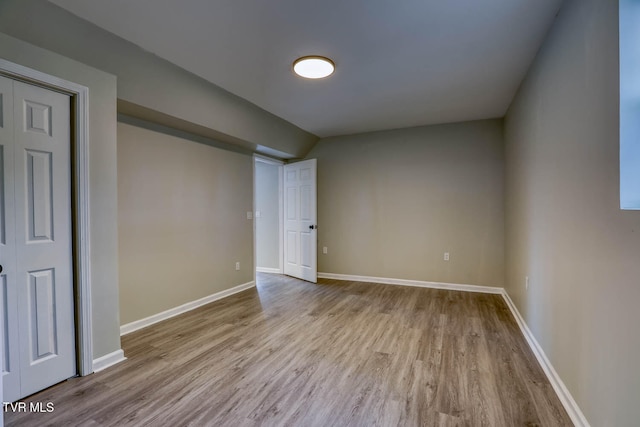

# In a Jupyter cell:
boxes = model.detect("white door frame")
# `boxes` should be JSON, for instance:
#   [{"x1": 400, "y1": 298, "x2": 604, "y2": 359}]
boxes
[
  {"x1": 0, "y1": 59, "x2": 94, "y2": 377},
  {"x1": 253, "y1": 155, "x2": 284, "y2": 279}
]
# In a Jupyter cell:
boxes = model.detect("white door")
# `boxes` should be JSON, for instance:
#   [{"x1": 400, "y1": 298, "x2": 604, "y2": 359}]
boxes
[
  {"x1": 0, "y1": 76, "x2": 76, "y2": 402},
  {"x1": 283, "y1": 159, "x2": 317, "y2": 283}
]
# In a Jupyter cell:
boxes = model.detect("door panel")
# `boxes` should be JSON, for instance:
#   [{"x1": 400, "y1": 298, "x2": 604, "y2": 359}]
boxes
[
  {"x1": 286, "y1": 186, "x2": 296, "y2": 220},
  {"x1": 283, "y1": 159, "x2": 317, "y2": 283},
  {"x1": 28, "y1": 269, "x2": 58, "y2": 362},
  {"x1": 287, "y1": 231, "x2": 296, "y2": 264},
  {"x1": 1, "y1": 276, "x2": 9, "y2": 371},
  {"x1": 24, "y1": 100, "x2": 52, "y2": 136},
  {"x1": 300, "y1": 233, "x2": 312, "y2": 268},
  {"x1": 26, "y1": 150, "x2": 54, "y2": 241}
]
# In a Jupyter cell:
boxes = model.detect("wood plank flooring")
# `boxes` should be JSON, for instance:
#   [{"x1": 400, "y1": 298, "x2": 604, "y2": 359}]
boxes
[{"x1": 6, "y1": 273, "x2": 572, "y2": 426}]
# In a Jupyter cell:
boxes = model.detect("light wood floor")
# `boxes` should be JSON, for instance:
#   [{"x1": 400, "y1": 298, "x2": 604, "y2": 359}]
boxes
[{"x1": 7, "y1": 273, "x2": 572, "y2": 426}]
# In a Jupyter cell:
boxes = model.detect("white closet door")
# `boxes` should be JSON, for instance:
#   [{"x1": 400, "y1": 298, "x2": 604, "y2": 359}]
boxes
[
  {"x1": 1, "y1": 77, "x2": 76, "y2": 401},
  {"x1": 0, "y1": 75, "x2": 21, "y2": 402}
]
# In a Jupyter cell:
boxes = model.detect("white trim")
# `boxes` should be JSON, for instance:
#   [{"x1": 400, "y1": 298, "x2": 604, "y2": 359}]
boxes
[
  {"x1": 92, "y1": 350, "x2": 126, "y2": 373},
  {"x1": 317, "y1": 272, "x2": 503, "y2": 294},
  {"x1": 120, "y1": 281, "x2": 256, "y2": 335},
  {"x1": 73, "y1": 84, "x2": 94, "y2": 376},
  {"x1": 254, "y1": 154, "x2": 284, "y2": 166},
  {"x1": 278, "y1": 164, "x2": 284, "y2": 274},
  {"x1": 256, "y1": 267, "x2": 281, "y2": 274},
  {"x1": 252, "y1": 157, "x2": 257, "y2": 285},
  {"x1": 501, "y1": 291, "x2": 590, "y2": 427},
  {"x1": 0, "y1": 59, "x2": 94, "y2": 376}
]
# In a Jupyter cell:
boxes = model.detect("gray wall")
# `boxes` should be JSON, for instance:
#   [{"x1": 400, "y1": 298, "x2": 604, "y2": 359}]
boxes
[
  {"x1": 0, "y1": 33, "x2": 120, "y2": 359},
  {"x1": 504, "y1": 0, "x2": 640, "y2": 425},
  {"x1": 255, "y1": 161, "x2": 280, "y2": 270},
  {"x1": 118, "y1": 121, "x2": 254, "y2": 325},
  {"x1": 0, "y1": 0, "x2": 317, "y2": 158},
  {"x1": 306, "y1": 119, "x2": 505, "y2": 287}
]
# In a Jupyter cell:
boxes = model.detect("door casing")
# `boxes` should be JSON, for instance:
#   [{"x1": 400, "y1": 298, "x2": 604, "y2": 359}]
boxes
[{"x1": 0, "y1": 59, "x2": 94, "y2": 382}]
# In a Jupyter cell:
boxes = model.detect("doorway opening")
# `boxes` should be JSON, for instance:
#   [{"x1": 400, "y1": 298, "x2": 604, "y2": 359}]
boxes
[{"x1": 253, "y1": 156, "x2": 284, "y2": 276}]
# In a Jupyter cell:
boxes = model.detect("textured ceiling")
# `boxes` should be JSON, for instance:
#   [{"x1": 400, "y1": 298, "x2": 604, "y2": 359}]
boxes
[{"x1": 50, "y1": 0, "x2": 561, "y2": 137}]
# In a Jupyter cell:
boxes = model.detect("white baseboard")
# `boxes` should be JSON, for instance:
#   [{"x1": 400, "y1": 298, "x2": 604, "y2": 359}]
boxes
[
  {"x1": 256, "y1": 267, "x2": 281, "y2": 274},
  {"x1": 501, "y1": 291, "x2": 589, "y2": 427},
  {"x1": 317, "y1": 272, "x2": 503, "y2": 294},
  {"x1": 120, "y1": 281, "x2": 256, "y2": 336},
  {"x1": 317, "y1": 271, "x2": 587, "y2": 426},
  {"x1": 92, "y1": 349, "x2": 126, "y2": 373}
]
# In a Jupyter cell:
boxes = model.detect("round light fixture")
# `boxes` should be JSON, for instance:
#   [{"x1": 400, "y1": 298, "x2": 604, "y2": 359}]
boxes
[{"x1": 293, "y1": 56, "x2": 335, "y2": 79}]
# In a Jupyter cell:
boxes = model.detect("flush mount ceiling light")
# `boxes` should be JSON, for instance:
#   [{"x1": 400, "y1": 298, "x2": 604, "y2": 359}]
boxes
[{"x1": 293, "y1": 56, "x2": 335, "y2": 79}]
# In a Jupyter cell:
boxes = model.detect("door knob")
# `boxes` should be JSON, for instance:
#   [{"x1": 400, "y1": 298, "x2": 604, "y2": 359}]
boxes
[
  {"x1": 0, "y1": 265, "x2": 3, "y2": 273},
  {"x1": 309, "y1": 225, "x2": 317, "y2": 230}
]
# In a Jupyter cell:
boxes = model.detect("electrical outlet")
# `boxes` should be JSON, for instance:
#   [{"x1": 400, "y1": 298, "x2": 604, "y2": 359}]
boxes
[
  {"x1": 525, "y1": 276, "x2": 529, "y2": 290},
  {"x1": 323, "y1": 246, "x2": 328, "y2": 254},
  {"x1": 255, "y1": 211, "x2": 261, "y2": 218},
  {"x1": 444, "y1": 252, "x2": 450, "y2": 261},
  {"x1": 246, "y1": 211, "x2": 253, "y2": 220},
  {"x1": 235, "y1": 262, "x2": 240, "y2": 271}
]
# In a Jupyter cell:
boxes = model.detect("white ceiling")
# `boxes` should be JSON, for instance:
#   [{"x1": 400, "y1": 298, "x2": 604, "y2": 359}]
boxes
[{"x1": 50, "y1": 0, "x2": 562, "y2": 138}]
